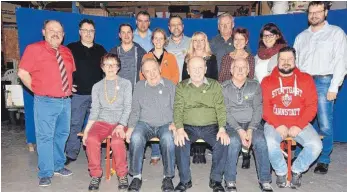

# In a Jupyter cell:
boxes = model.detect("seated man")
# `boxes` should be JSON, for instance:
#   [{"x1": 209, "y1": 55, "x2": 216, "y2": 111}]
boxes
[
  {"x1": 174, "y1": 56, "x2": 230, "y2": 192},
  {"x1": 222, "y1": 59, "x2": 273, "y2": 192},
  {"x1": 126, "y1": 58, "x2": 176, "y2": 192},
  {"x1": 261, "y1": 47, "x2": 322, "y2": 189}
]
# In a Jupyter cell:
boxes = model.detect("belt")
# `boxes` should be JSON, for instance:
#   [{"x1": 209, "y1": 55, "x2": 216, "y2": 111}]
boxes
[
  {"x1": 45, "y1": 95, "x2": 71, "y2": 99},
  {"x1": 312, "y1": 74, "x2": 333, "y2": 78}
]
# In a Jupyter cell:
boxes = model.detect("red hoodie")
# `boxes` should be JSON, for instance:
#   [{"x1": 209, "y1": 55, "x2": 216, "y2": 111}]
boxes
[{"x1": 261, "y1": 67, "x2": 317, "y2": 129}]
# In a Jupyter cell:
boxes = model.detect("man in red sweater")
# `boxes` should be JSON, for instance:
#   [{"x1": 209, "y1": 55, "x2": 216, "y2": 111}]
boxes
[{"x1": 261, "y1": 47, "x2": 322, "y2": 189}]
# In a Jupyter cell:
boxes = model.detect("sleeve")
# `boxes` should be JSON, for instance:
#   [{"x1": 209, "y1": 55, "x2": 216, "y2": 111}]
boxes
[
  {"x1": 261, "y1": 78, "x2": 282, "y2": 128},
  {"x1": 127, "y1": 84, "x2": 141, "y2": 128},
  {"x1": 88, "y1": 83, "x2": 101, "y2": 121},
  {"x1": 181, "y1": 61, "x2": 189, "y2": 80},
  {"x1": 248, "y1": 55, "x2": 255, "y2": 79},
  {"x1": 249, "y1": 84, "x2": 263, "y2": 130},
  {"x1": 209, "y1": 55, "x2": 219, "y2": 80},
  {"x1": 223, "y1": 88, "x2": 242, "y2": 130},
  {"x1": 297, "y1": 76, "x2": 318, "y2": 129},
  {"x1": 19, "y1": 45, "x2": 37, "y2": 73},
  {"x1": 209, "y1": 39, "x2": 216, "y2": 54},
  {"x1": 170, "y1": 84, "x2": 176, "y2": 114},
  {"x1": 118, "y1": 80, "x2": 133, "y2": 126},
  {"x1": 218, "y1": 55, "x2": 231, "y2": 83},
  {"x1": 213, "y1": 83, "x2": 227, "y2": 128},
  {"x1": 329, "y1": 30, "x2": 347, "y2": 93},
  {"x1": 170, "y1": 55, "x2": 180, "y2": 85},
  {"x1": 173, "y1": 83, "x2": 185, "y2": 129},
  {"x1": 139, "y1": 54, "x2": 150, "y2": 80},
  {"x1": 293, "y1": 35, "x2": 301, "y2": 67}
]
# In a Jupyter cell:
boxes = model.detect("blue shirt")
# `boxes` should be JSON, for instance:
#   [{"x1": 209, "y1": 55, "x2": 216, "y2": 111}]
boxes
[{"x1": 133, "y1": 29, "x2": 153, "y2": 52}]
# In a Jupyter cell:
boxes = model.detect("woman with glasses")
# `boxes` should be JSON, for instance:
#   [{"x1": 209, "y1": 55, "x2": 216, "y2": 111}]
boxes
[
  {"x1": 255, "y1": 23, "x2": 287, "y2": 83},
  {"x1": 182, "y1": 32, "x2": 218, "y2": 164},
  {"x1": 82, "y1": 53, "x2": 132, "y2": 191}
]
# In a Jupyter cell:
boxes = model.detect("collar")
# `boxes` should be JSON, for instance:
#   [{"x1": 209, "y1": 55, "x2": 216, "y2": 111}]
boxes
[
  {"x1": 216, "y1": 34, "x2": 233, "y2": 42},
  {"x1": 78, "y1": 41, "x2": 94, "y2": 49},
  {"x1": 43, "y1": 41, "x2": 62, "y2": 52},
  {"x1": 134, "y1": 29, "x2": 152, "y2": 38},
  {"x1": 231, "y1": 79, "x2": 247, "y2": 90},
  {"x1": 308, "y1": 21, "x2": 330, "y2": 33},
  {"x1": 145, "y1": 78, "x2": 165, "y2": 87},
  {"x1": 169, "y1": 34, "x2": 188, "y2": 44},
  {"x1": 187, "y1": 77, "x2": 210, "y2": 85}
]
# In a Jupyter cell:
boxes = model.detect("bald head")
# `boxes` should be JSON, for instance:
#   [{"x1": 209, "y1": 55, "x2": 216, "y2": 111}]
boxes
[
  {"x1": 42, "y1": 20, "x2": 64, "y2": 49},
  {"x1": 187, "y1": 56, "x2": 206, "y2": 68},
  {"x1": 187, "y1": 56, "x2": 207, "y2": 84}
]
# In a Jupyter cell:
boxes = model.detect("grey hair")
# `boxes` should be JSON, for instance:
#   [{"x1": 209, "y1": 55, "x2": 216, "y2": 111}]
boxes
[
  {"x1": 218, "y1": 13, "x2": 234, "y2": 25},
  {"x1": 141, "y1": 58, "x2": 160, "y2": 71}
]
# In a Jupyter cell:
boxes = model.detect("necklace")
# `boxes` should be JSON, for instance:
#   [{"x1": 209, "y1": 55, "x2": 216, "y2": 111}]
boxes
[{"x1": 104, "y1": 77, "x2": 118, "y2": 104}]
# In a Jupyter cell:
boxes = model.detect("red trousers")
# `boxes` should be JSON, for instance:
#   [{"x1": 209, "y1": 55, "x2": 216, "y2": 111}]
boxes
[{"x1": 86, "y1": 121, "x2": 128, "y2": 177}]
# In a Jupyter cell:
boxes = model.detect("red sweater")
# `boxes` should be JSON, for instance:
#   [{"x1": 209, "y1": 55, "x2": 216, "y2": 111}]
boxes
[{"x1": 261, "y1": 67, "x2": 317, "y2": 129}]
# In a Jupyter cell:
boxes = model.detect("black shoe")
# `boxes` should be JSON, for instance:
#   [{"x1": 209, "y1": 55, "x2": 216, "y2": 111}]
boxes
[
  {"x1": 64, "y1": 156, "x2": 76, "y2": 166},
  {"x1": 290, "y1": 172, "x2": 302, "y2": 189},
  {"x1": 212, "y1": 182, "x2": 225, "y2": 192},
  {"x1": 241, "y1": 152, "x2": 250, "y2": 169},
  {"x1": 192, "y1": 153, "x2": 199, "y2": 164},
  {"x1": 118, "y1": 176, "x2": 128, "y2": 190},
  {"x1": 128, "y1": 178, "x2": 142, "y2": 192},
  {"x1": 88, "y1": 177, "x2": 101, "y2": 191},
  {"x1": 174, "y1": 181, "x2": 192, "y2": 192},
  {"x1": 161, "y1": 177, "x2": 174, "y2": 192},
  {"x1": 314, "y1": 163, "x2": 329, "y2": 174},
  {"x1": 224, "y1": 181, "x2": 237, "y2": 192},
  {"x1": 276, "y1": 174, "x2": 287, "y2": 188}
]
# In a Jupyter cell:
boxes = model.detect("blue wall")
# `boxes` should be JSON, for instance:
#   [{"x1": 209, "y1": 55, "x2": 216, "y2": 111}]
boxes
[{"x1": 16, "y1": 8, "x2": 347, "y2": 142}]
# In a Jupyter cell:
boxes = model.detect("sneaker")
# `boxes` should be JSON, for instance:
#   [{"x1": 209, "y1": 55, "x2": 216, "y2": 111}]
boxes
[
  {"x1": 118, "y1": 176, "x2": 129, "y2": 190},
  {"x1": 276, "y1": 174, "x2": 287, "y2": 188},
  {"x1": 290, "y1": 172, "x2": 302, "y2": 189},
  {"x1": 314, "y1": 163, "x2": 329, "y2": 174},
  {"x1": 128, "y1": 178, "x2": 142, "y2": 192},
  {"x1": 225, "y1": 181, "x2": 237, "y2": 192},
  {"x1": 39, "y1": 177, "x2": 51, "y2": 187},
  {"x1": 161, "y1": 177, "x2": 174, "y2": 192},
  {"x1": 174, "y1": 180, "x2": 192, "y2": 192},
  {"x1": 260, "y1": 182, "x2": 273, "y2": 192},
  {"x1": 88, "y1": 177, "x2": 101, "y2": 191},
  {"x1": 54, "y1": 167, "x2": 73, "y2": 176}
]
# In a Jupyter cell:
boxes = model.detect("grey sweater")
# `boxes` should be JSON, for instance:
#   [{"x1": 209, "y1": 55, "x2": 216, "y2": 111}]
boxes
[
  {"x1": 89, "y1": 77, "x2": 132, "y2": 125},
  {"x1": 128, "y1": 78, "x2": 176, "y2": 128},
  {"x1": 222, "y1": 79, "x2": 262, "y2": 130}
]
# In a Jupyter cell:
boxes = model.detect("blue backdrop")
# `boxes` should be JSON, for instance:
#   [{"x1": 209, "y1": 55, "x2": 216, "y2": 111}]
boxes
[{"x1": 16, "y1": 8, "x2": 347, "y2": 142}]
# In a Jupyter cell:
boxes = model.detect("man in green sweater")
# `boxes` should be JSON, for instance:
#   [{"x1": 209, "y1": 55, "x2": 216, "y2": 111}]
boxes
[{"x1": 173, "y1": 56, "x2": 230, "y2": 192}]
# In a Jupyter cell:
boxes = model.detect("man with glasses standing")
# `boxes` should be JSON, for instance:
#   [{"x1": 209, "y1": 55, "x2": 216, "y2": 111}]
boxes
[
  {"x1": 294, "y1": 1, "x2": 347, "y2": 174},
  {"x1": 134, "y1": 11, "x2": 153, "y2": 52},
  {"x1": 65, "y1": 19, "x2": 107, "y2": 165}
]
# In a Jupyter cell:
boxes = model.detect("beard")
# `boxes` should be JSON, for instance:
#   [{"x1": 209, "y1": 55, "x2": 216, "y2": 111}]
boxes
[
  {"x1": 309, "y1": 17, "x2": 326, "y2": 26},
  {"x1": 278, "y1": 65, "x2": 295, "y2": 74}
]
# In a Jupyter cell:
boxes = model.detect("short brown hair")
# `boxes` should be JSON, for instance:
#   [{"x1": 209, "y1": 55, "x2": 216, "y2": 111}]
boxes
[{"x1": 151, "y1": 28, "x2": 168, "y2": 47}]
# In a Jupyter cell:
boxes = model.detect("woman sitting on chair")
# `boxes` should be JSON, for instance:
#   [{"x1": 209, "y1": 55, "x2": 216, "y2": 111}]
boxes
[{"x1": 82, "y1": 53, "x2": 132, "y2": 191}]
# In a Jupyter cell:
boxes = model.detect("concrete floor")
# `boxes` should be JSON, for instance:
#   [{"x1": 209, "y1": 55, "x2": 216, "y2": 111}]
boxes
[{"x1": 2, "y1": 124, "x2": 347, "y2": 192}]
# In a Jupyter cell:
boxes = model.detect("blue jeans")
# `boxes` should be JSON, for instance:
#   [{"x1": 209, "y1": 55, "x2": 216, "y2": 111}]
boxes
[
  {"x1": 65, "y1": 94, "x2": 91, "y2": 160},
  {"x1": 129, "y1": 121, "x2": 175, "y2": 177},
  {"x1": 264, "y1": 123, "x2": 322, "y2": 175},
  {"x1": 225, "y1": 125, "x2": 271, "y2": 183},
  {"x1": 34, "y1": 95, "x2": 71, "y2": 178},
  {"x1": 151, "y1": 143, "x2": 161, "y2": 159},
  {"x1": 176, "y1": 124, "x2": 228, "y2": 184}
]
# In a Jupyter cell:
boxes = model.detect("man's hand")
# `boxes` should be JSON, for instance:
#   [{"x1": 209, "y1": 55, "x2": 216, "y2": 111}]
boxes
[
  {"x1": 276, "y1": 125, "x2": 289, "y2": 139},
  {"x1": 288, "y1": 126, "x2": 302, "y2": 138},
  {"x1": 72, "y1": 85, "x2": 77, "y2": 93},
  {"x1": 169, "y1": 123, "x2": 177, "y2": 137},
  {"x1": 245, "y1": 129, "x2": 253, "y2": 148},
  {"x1": 237, "y1": 129, "x2": 249, "y2": 147},
  {"x1": 174, "y1": 128, "x2": 189, "y2": 147},
  {"x1": 82, "y1": 131, "x2": 88, "y2": 146},
  {"x1": 112, "y1": 124, "x2": 125, "y2": 139},
  {"x1": 327, "y1": 92, "x2": 337, "y2": 101},
  {"x1": 216, "y1": 128, "x2": 230, "y2": 145},
  {"x1": 125, "y1": 128, "x2": 134, "y2": 143}
]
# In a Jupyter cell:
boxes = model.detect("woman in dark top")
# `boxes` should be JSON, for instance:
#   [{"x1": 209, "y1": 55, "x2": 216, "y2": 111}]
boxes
[{"x1": 182, "y1": 31, "x2": 218, "y2": 81}]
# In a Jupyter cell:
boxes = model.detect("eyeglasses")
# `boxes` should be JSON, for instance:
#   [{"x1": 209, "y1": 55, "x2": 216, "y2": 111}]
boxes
[
  {"x1": 308, "y1": 10, "x2": 325, "y2": 16},
  {"x1": 262, "y1": 34, "x2": 276, "y2": 39},
  {"x1": 103, "y1": 64, "x2": 118, "y2": 69},
  {"x1": 137, "y1": 19, "x2": 149, "y2": 23},
  {"x1": 47, "y1": 29, "x2": 64, "y2": 36},
  {"x1": 80, "y1": 29, "x2": 95, "y2": 34}
]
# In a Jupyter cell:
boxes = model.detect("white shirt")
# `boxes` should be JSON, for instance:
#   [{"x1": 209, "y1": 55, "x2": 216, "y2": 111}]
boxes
[
  {"x1": 255, "y1": 58, "x2": 270, "y2": 84},
  {"x1": 294, "y1": 21, "x2": 347, "y2": 93}
]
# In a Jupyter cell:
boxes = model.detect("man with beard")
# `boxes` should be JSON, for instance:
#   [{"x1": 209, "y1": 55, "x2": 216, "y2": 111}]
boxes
[
  {"x1": 18, "y1": 20, "x2": 75, "y2": 186},
  {"x1": 210, "y1": 13, "x2": 235, "y2": 72},
  {"x1": 261, "y1": 47, "x2": 322, "y2": 189},
  {"x1": 166, "y1": 15, "x2": 191, "y2": 81},
  {"x1": 65, "y1": 19, "x2": 107, "y2": 166},
  {"x1": 110, "y1": 23, "x2": 146, "y2": 88},
  {"x1": 294, "y1": 1, "x2": 347, "y2": 174},
  {"x1": 133, "y1": 11, "x2": 153, "y2": 52}
]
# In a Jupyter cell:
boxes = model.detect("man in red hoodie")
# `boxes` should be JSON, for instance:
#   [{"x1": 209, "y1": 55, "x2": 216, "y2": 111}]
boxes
[{"x1": 261, "y1": 47, "x2": 322, "y2": 189}]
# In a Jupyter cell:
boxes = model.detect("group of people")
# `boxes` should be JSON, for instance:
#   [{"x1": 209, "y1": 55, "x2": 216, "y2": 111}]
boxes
[{"x1": 18, "y1": 1, "x2": 347, "y2": 192}]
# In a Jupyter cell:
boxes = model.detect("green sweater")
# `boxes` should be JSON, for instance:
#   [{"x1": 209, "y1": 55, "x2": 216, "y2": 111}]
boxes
[{"x1": 174, "y1": 78, "x2": 226, "y2": 129}]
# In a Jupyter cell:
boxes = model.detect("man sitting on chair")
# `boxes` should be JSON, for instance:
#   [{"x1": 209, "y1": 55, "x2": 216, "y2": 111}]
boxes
[
  {"x1": 126, "y1": 58, "x2": 177, "y2": 192},
  {"x1": 222, "y1": 58, "x2": 273, "y2": 192},
  {"x1": 174, "y1": 56, "x2": 230, "y2": 192},
  {"x1": 261, "y1": 47, "x2": 322, "y2": 189}
]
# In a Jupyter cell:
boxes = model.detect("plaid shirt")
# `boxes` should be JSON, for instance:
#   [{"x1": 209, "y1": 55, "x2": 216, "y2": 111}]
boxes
[{"x1": 218, "y1": 54, "x2": 255, "y2": 83}]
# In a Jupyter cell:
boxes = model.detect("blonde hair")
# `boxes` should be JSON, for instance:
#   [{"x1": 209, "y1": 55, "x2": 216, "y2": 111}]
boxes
[
  {"x1": 151, "y1": 28, "x2": 169, "y2": 47},
  {"x1": 185, "y1": 32, "x2": 212, "y2": 62}
]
